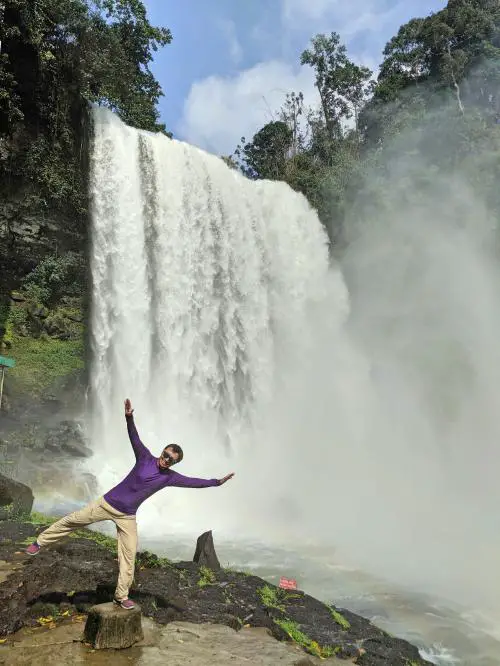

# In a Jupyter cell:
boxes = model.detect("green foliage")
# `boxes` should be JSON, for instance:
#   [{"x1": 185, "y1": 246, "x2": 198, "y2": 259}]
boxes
[
  {"x1": 22, "y1": 252, "x2": 85, "y2": 306},
  {"x1": 274, "y1": 618, "x2": 338, "y2": 659},
  {"x1": 0, "y1": 0, "x2": 172, "y2": 227},
  {"x1": 71, "y1": 527, "x2": 118, "y2": 553},
  {"x1": 231, "y1": 1, "x2": 500, "y2": 247},
  {"x1": 7, "y1": 333, "x2": 84, "y2": 396},
  {"x1": 258, "y1": 584, "x2": 285, "y2": 610},
  {"x1": 301, "y1": 32, "x2": 372, "y2": 138},
  {"x1": 28, "y1": 511, "x2": 59, "y2": 525},
  {"x1": 329, "y1": 607, "x2": 351, "y2": 630},
  {"x1": 197, "y1": 565, "x2": 216, "y2": 588},
  {"x1": 236, "y1": 121, "x2": 293, "y2": 180},
  {"x1": 135, "y1": 550, "x2": 172, "y2": 569}
]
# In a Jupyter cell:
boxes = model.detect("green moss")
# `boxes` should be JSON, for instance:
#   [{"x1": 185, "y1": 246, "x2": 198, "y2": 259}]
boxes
[
  {"x1": 329, "y1": 607, "x2": 351, "y2": 630},
  {"x1": 6, "y1": 333, "x2": 84, "y2": 395},
  {"x1": 198, "y1": 565, "x2": 216, "y2": 588}
]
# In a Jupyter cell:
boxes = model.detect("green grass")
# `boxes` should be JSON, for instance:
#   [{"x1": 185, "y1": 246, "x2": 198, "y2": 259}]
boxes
[
  {"x1": 198, "y1": 565, "x2": 216, "y2": 588},
  {"x1": 6, "y1": 333, "x2": 84, "y2": 395},
  {"x1": 329, "y1": 607, "x2": 351, "y2": 630},
  {"x1": 258, "y1": 584, "x2": 285, "y2": 610},
  {"x1": 70, "y1": 528, "x2": 118, "y2": 553},
  {"x1": 135, "y1": 550, "x2": 172, "y2": 569},
  {"x1": 257, "y1": 584, "x2": 301, "y2": 611},
  {"x1": 274, "y1": 618, "x2": 339, "y2": 659},
  {"x1": 28, "y1": 511, "x2": 59, "y2": 525}
]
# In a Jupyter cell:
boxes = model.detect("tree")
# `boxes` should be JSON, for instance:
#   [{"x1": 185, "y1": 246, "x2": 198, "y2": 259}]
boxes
[
  {"x1": 235, "y1": 121, "x2": 293, "y2": 180},
  {"x1": 0, "y1": 0, "x2": 172, "y2": 220},
  {"x1": 300, "y1": 32, "x2": 372, "y2": 138}
]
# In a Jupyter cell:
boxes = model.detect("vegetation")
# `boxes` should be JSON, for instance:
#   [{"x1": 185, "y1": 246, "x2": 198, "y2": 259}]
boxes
[
  {"x1": 274, "y1": 618, "x2": 339, "y2": 659},
  {"x1": 0, "y1": 0, "x2": 172, "y2": 221},
  {"x1": 230, "y1": 0, "x2": 500, "y2": 249},
  {"x1": 197, "y1": 565, "x2": 217, "y2": 588},
  {"x1": 329, "y1": 606, "x2": 351, "y2": 630}
]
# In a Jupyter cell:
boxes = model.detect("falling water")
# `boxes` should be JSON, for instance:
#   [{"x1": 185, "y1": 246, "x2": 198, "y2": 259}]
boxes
[
  {"x1": 87, "y1": 106, "x2": 355, "y2": 537},
  {"x1": 86, "y1": 107, "x2": 500, "y2": 663}
]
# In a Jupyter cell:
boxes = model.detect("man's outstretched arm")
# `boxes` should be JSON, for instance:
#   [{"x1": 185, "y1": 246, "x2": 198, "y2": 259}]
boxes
[
  {"x1": 124, "y1": 398, "x2": 150, "y2": 461},
  {"x1": 169, "y1": 471, "x2": 235, "y2": 489}
]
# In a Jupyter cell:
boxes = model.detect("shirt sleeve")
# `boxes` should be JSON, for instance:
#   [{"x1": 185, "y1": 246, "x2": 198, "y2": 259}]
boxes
[
  {"x1": 126, "y1": 414, "x2": 151, "y2": 461},
  {"x1": 168, "y1": 470, "x2": 219, "y2": 488}
]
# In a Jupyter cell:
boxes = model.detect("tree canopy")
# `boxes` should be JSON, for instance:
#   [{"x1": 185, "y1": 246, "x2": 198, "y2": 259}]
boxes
[
  {"x1": 0, "y1": 0, "x2": 172, "y2": 220},
  {"x1": 230, "y1": 0, "x2": 500, "y2": 249}
]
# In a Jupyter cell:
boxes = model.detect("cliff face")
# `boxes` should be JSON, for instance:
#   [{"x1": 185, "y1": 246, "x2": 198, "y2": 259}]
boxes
[{"x1": 0, "y1": 108, "x2": 91, "y2": 438}]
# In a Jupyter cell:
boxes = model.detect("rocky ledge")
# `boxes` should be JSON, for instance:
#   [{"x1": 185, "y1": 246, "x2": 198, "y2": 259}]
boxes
[{"x1": 0, "y1": 518, "x2": 432, "y2": 665}]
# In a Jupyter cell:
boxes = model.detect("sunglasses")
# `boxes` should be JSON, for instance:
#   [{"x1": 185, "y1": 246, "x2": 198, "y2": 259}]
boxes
[{"x1": 161, "y1": 450, "x2": 176, "y2": 465}]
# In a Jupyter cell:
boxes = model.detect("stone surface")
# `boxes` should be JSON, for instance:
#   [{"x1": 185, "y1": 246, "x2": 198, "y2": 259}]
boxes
[
  {"x1": 0, "y1": 520, "x2": 434, "y2": 665},
  {"x1": 0, "y1": 617, "x2": 345, "y2": 665},
  {"x1": 44, "y1": 420, "x2": 92, "y2": 458},
  {"x1": 83, "y1": 601, "x2": 144, "y2": 649},
  {"x1": 193, "y1": 530, "x2": 221, "y2": 571},
  {"x1": 0, "y1": 474, "x2": 33, "y2": 519}
]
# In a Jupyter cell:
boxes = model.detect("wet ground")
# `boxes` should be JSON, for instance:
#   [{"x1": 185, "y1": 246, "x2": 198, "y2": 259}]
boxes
[
  {"x1": 0, "y1": 519, "x2": 430, "y2": 666},
  {"x1": 0, "y1": 616, "x2": 347, "y2": 666}
]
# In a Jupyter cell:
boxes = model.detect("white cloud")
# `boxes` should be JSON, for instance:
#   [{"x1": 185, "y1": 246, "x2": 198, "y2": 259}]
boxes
[
  {"x1": 178, "y1": 61, "x2": 318, "y2": 156},
  {"x1": 282, "y1": 0, "x2": 338, "y2": 23},
  {"x1": 282, "y1": 0, "x2": 406, "y2": 39},
  {"x1": 177, "y1": 0, "x2": 440, "y2": 154},
  {"x1": 217, "y1": 19, "x2": 243, "y2": 66}
]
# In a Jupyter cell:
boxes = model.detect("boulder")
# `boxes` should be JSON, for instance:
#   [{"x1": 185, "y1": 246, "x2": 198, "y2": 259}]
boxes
[
  {"x1": 0, "y1": 473, "x2": 33, "y2": 519},
  {"x1": 193, "y1": 530, "x2": 221, "y2": 571},
  {"x1": 83, "y1": 602, "x2": 143, "y2": 649},
  {"x1": 44, "y1": 420, "x2": 92, "y2": 458}
]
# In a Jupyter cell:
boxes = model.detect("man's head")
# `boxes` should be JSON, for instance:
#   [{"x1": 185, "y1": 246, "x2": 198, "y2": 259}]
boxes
[{"x1": 158, "y1": 443, "x2": 183, "y2": 470}]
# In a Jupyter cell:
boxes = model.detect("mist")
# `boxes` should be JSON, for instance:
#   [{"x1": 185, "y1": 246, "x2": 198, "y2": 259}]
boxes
[
  {"x1": 225, "y1": 101, "x2": 500, "y2": 618},
  {"x1": 85, "y1": 97, "x2": 500, "y2": 629}
]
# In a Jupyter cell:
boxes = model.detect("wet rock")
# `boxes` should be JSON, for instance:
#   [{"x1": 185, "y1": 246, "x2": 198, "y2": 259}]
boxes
[
  {"x1": 83, "y1": 602, "x2": 144, "y2": 649},
  {"x1": 0, "y1": 521, "x2": 434, "y2": 665},
  {"x1": 0, "y1": 474, "x2": 33, "y2": 519},
  {"x1": 9, "y1": 291, "x2": 25, "y2": 303},
  {"x1": 193, "y1": 530, "x2": 221, "y2": 571},
  {"x1": 44, "y1": 420, "x2": 92, "y2": 458},
  {"x1": 27, "y1": 302, "x2": 48, "y2": 319}
]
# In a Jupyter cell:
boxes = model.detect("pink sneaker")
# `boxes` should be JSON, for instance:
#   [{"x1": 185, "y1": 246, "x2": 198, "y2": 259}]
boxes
[
  {"x1": 113, "y1": 598, "x2": 136, "y2": 610},
  {"x1": 25, "y1": 542, "x2": 40, "y2": 556}
]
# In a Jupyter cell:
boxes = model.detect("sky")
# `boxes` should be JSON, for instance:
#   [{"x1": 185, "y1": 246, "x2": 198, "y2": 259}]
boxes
[{"x1": 143, "y1": 0, "x2": 446, "y2": 156}]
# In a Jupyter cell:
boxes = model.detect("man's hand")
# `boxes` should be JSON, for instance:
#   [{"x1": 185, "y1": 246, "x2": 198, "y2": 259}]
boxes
[
  {"x1": 217, "y1": 473, "x2": 235, "y2": 486},
  {"x1": 124, "y1": 398, "x2": 134, "y2": 417}
]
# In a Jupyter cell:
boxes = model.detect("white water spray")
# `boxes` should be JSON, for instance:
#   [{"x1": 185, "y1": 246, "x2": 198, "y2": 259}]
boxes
[
  {"x1": 87, "y1": 107, "x2": 500, "y2": 627},
  {"x1": 87, "y1": 106, "x2": 350, "y2": 536}
]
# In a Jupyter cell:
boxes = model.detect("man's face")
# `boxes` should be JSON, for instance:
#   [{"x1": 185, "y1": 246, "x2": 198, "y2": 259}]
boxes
[{"x1": 158, "y1": 446, "x2": 179, "y2": 470}]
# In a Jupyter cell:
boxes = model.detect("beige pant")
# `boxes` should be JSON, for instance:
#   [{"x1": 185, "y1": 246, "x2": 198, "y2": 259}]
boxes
[{"x1": 37, "y1": 496, "x2": 137, "y2": 601}]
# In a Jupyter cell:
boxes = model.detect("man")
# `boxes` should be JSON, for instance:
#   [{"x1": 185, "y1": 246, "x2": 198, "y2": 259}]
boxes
[{"x1": 25, "y1": 398, "x2": 234, "y2": 609}]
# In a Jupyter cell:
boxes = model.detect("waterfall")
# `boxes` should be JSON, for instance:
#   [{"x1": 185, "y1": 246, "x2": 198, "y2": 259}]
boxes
[
  {"x1": 87, "y1": 107, "x2": 500, "y2": 620},
  {"x1": 87, "y1": 107, "x2": 354, "y2": 538}
]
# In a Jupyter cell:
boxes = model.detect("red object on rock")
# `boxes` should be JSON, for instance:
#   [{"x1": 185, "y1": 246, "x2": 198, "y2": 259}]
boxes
[{"x1": 279, "y1": 577, "x2": 297, "y2": 590}]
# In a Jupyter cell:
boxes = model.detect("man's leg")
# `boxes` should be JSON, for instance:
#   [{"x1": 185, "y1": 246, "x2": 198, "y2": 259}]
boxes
[
  {"x1": 35, "y1": 497, "x2": 111, "y2": 547},
  {"x1": 113, "y1": 514, "x2": 138, "y2": 603}
]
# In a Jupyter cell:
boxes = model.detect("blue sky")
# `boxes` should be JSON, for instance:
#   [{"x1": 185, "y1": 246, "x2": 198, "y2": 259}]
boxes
[{"x1": 143, "y1": 0, "x2": 446, "y2": 155}]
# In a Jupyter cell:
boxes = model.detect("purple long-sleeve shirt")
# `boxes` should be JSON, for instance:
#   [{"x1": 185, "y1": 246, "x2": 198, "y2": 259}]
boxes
[{"x1": 103, "y1": 415, "x2": 218, "y2": 515}]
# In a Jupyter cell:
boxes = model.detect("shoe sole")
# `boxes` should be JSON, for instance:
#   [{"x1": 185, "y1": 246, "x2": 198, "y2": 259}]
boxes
[{"x1": 26, "y1": 550, "x2": 40, "y2": 556}]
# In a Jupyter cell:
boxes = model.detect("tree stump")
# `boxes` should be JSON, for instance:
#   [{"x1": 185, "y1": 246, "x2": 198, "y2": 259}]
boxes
[
  {"x1": 193, "y1": 530, "x2": 221, "y2": 571},
  {"x1": 83, "y1": 602, "x2": 143, "y2": 649}
]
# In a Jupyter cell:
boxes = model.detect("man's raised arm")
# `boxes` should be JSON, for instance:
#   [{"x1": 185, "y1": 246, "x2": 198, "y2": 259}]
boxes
[
  {"x1": 124, "y1": 398, "x2": 150, "y2": 461},
  {"x1": 169, "y1": 470, "x2": 235, "y2": 489}
]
